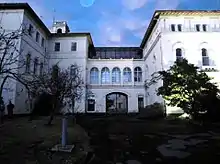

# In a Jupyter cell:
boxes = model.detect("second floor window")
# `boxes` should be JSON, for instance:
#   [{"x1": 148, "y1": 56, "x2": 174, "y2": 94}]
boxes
[
  {"x1": 134, "y1": 67, "x2": 142, "y2": 82},
  {"x1": 177, "y1": 24, "x2": 182, "y2": 31},
  {"x1": 28, "y1": 24, "x2": 33, "y2": 36},
  {"x1": 41, "y1": 38, "x2": 45, "y2": 47},
  {"x1": 36, "y1": 32, "x2": 40, "y2": 42},
  {"x1": 196, "y1": 24, "x2": 200, "y2": 32},
  {"x1": 171, "y1": 24, "x2": 175, "y2": 31},
  {"x1": 202, "y1": 24, "x2": 207, "y2": 31},
  {"x1": 54, "y1": 42, "x2": 60, "y2": 51},
  {"x1": 71, "y1": 42, "x2": 77, "y2": 51}
]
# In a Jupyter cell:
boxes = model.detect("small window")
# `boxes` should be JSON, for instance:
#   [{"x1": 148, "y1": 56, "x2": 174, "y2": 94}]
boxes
[
  {"x1": 57, "y1": 28, "x2": 62, "y2": 33},
  {"x1": 171, "y1": 24, "x2": 175, "y2": 31},
  {"x1": 40, "y1": 62, "x2": 43, "y2": 75},
  {"x1": 36, "y1": 32, "x2": 40, "y2": 43},
  {"x1": 33, "y1": 58, "x2": 38, "y2": 75},
  {"x1": 28, "y1": 24, "x2": 33, "y2": 36},
  {"x1": 25, "y1": 54, "x2": 31, "y2": 73},
  {"x1": 54, "y1": 42, "x2": 60, "y2": 52},
  {"x1": 177, "y1": 24, "x2": 182, "y2": 31},
  {"x1": 202, "y1": 24, "x2": 207, "y2": 31},
  {"x1": 41, "y1": 38, "x2": 45, "y2": 47},
  {"x1": 71, "y1": 42, "x2": 77, "y2": 51},
  {"x1": 196, "y1": 24, "x2": 200, "y2": 32}
]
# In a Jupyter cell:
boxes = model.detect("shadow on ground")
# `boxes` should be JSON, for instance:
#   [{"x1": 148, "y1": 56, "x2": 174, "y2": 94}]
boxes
[{"x1": 77, "y1": 115, "x2": 220, "y2": 164}]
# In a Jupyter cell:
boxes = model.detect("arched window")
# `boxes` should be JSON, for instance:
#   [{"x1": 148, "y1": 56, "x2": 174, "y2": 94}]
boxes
[
  {"x1": 134, "y1": 67, "x2": 142, "y2": 82},
  {"x1": 101, "y1": 67, "x2": 110, "y2": 84},
  {"x1": 90, "y1": 67, "x2": 99, "y2": 84},
  {"x1": 25, "y1": 54, "x2": 31, "y2": 73},
  {"x1": 112, "y1": 67, "x2": 121, "y2": 84},
  {"x1": 176, "y1": 48, "x2": 183, "y2": 61},
  {"x1": 123, "y1": 67, "x2": 132, "y2": 83},
  {"x1": 57, "y1": 28, "x2": 62, "y2": 33},
  {"x1": 202, "y1": 48, "x2": 209, "y2": 66},
  {"x1": 40, "y1": 62, "x2": 43, "y2": 75}
]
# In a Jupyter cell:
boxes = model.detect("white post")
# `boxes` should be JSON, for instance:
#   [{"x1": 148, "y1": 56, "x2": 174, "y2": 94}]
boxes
[{"x1": 61, "y1": 115, "x2": 68, "y2": 147}]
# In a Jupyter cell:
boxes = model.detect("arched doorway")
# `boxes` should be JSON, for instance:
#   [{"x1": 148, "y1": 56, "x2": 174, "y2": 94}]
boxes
[{"x1": 106, "y1": 92, "x2": 128, "y2": 113}]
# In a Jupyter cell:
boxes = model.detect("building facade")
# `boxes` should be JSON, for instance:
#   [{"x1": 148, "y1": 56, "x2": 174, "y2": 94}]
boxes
[{"x1": 0, "y1": 3, "x2": 220, "y2": 114}]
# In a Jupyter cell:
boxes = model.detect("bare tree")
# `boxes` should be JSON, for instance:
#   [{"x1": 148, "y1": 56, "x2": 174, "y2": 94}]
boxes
[
  {"x1": 0, "y1": 26, "x2": 30, "y2": 98},
  {"x1": 28, "y1": 64, "x2": 83, "y2": 125}
]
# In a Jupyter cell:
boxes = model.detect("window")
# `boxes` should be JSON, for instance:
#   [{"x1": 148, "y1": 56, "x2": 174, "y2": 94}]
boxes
[
  {"x1": 54, "y1": 42, "x2": 60, "y2": 51},
  {"x1": 123, "y1": 67, "x2": 132, "y2": 83},
  {"x1": 40, "y1": 62, "x2": 43, "y2": 75},
  {"x1": 177, "y1": 24, "x2": 182, "y2": 31},
  {"x1": 202, "y1": 48, "x2": 209, "y2": 66},
  {"x1": 171, "y1": 24, "x2": 175, "y2": 31},
  {"x1": 202, "y1": 24, "x2": 207, "y2": 31},
  {"x1": 71, "y1": 42, "x2": 77, "y2": 51},
  {"x1": 36, "y1": 32, "x2": 40, "y2": 43},
  {"x1": 41, "y1": 38, "x2": 45, "y2": 47},
  {"x1": 196, "y1": 24, "x2": 200, "y2": 31},
  {"x1": 33, "y1": 58, "x2": 38, "y2": 75},
  {"x1": 90, "y1": 67, "x2": 99, "y2": 84},
  {"x1": 101, "y1": 67, "x2": 110, "y2": 84},
  {"x1": 176, "y1": 48, "x2": 183, "y2": 61},
  {"x1": 138, "y1": 96, "x2": 144, "y2": 110},
  {"x1": 134, "y1": 67, "x2": 142, "y2": 82},
  {"x1": 25, "y1": 54, "x2": 31, "y2": 73},
  {"x1": 28, "y1": 24, "x2": 33, "y2": 36},
  {"x1": 112, "y1": 67, "x2": 121, "y2": 84},
  {"x1": 57, "y1": 28, "x2": 62, "y2": 33}
]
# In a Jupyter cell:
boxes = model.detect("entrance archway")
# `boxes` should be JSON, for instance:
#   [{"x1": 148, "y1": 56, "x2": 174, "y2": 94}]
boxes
[{"x1": 106, "y1": 92, "x2": 128, "y2": 113}]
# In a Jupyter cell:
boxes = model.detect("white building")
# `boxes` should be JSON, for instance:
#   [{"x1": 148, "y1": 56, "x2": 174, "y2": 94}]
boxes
[{"x1": 0, "y1": 3, "x2": 220, "y2": 115}]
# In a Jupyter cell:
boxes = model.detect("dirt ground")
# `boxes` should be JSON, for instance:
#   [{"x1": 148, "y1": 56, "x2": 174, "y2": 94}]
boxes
[
  {"x1": 77, "y1": 116, "x2": 220, "y2": 164},
  {"x1": 0, "y1": 116, "x2": 90, "y2": 164}
]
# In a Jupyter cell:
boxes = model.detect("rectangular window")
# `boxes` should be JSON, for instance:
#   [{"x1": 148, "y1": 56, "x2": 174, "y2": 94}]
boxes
[
  {"x1": 202, "y1": 24, "x2": 207, "y2": 31},
  {"x1": 28, "y1": 24, "x2": 33, "y2": 36},
  {"x1": 41, "y1": 38, "x2": 45, "y2": 47},
  {"x1": 87, "y1": 99, "x2": 95, "y2": 111},
  {"x1": 196, "y1": 24, "x2": 200, "y2": 31},
  {"x1": 177, "y1": 24, "x2": 182, "y2": 31},
  {"x1": 171, "y1": 24, "x2": 175, "y2": 31},
  {"x1": 54, "y1": 42, "x2": 60, "y2": 51},
  {"x1": 71, "y1": 42, "x2": 77, "y2": 51},
  {"x1": 33, "y1": 58, "x2": 38, "y2": 75},
  {"x1": 138, "y1": 96, "x2": 144, "y2": 110},
  {"x1": 36, "y1": 32, "x2": 40, "y2": 43},
  {"x1": 25, "y1": 54, "x2": 31, "y2": 73},
  {"x1": 40, "y1": 62, "x2": 43, "y2": 75}
]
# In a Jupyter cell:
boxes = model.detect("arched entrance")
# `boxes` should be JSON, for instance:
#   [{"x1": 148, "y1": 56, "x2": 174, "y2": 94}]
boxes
[{"x1": 106, "y1": 92, "x2": 128, "y2": 113}]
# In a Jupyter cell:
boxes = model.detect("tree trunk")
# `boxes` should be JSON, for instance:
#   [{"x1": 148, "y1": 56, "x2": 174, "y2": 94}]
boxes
[{"x1": 0, "y1": 75, "x2": 9, "y2": 98}]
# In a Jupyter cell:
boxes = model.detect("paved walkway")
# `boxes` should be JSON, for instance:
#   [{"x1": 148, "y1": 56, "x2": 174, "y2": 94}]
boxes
[{"x1": 77, "y1": 116, "x2": 220, "y2": 164}]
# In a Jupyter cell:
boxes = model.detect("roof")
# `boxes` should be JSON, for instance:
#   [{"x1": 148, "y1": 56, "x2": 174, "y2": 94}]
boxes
[{"x1": 140, "y1": 10, "x2": 220, "y2": 48}]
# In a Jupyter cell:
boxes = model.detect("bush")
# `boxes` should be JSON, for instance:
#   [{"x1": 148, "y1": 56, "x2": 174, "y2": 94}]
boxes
[{"x1": 138, "y1": 102, "x2": 166, "y2": 119}]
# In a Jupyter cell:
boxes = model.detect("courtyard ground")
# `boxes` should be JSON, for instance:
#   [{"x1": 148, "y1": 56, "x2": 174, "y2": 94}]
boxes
[
  {"x1": 77, "y1": 115, "x2": 220, "y2": 164},
  {"x1": 1, "y1": 115, "x2": 220, "y2": 164},
  {"x1": 0, "y1": 116, "x2": 90, "y2": 164}
]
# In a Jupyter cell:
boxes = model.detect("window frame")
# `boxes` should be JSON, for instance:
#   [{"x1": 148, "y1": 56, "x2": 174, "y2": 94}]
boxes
[{"x1": 54, "y1": 42, "x2": 61, "y2": 52}]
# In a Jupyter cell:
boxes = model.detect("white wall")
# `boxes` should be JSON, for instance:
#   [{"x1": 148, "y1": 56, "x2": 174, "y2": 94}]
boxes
[
  {"x1": 0, "y1": 9, "x2": 25, "y2": 114},
  {"x1": 144, "y1": 14, "x2": 220, "y2": 114},
  {"x1": 14, "y1": 10, "x2": 48, "y2": 114},
  {"x1": 48, "y1": 36, "x2": 88, "y2": 112}
]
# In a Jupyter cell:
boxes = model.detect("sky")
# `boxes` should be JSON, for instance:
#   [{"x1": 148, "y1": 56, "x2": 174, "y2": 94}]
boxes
[{"x1": 1, "y1": 0, "x2": 220, "y2": 46}]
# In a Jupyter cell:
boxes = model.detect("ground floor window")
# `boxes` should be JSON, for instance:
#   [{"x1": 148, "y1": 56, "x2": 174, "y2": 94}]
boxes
[
  {"x1": 138, "y1": 96, "x2": 144, "y2": 109},
  {"x1": 87, "y1": 99, "x2": 95, "y2": 111}
]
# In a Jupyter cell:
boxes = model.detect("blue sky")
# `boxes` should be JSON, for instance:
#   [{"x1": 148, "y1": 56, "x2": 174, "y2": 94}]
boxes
[{"x1": 2, "y1": 0, "x2": 220, "y2": 46}]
